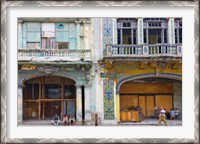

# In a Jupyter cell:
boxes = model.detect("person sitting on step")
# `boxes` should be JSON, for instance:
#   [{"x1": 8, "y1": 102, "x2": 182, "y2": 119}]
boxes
[
  {"x1": 51, "y1": 114, "x2": 60, "y2": 126},
  {"x1": 69, "y1": 115, "x2": 75, "y2": 126},
  {"x1": 63, "y1": 115, "x2": 69, "y2": 126}
]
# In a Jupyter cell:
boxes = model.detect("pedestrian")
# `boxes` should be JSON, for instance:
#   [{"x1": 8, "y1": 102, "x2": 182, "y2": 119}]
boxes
[{"x1": 156, "y1": 107, "x2": 167, "y2": 126}]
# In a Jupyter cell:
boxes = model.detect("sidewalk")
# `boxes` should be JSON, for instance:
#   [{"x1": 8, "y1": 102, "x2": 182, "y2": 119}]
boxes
[{"x1": 20, "y1": 118, "x2": 182, "y2": 126}]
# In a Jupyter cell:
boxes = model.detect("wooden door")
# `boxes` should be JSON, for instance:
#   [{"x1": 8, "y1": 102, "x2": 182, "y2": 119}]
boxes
[
  {"x1": 45, "y1": 101, "x2": 61, "y2": 118},
  {"x1": 139, "y1": 96, "x2": 146, "y2": 115},
  {"x1": 139, "y1": 96, "x2": 154, "y2": 117},
  {"x1": 146, "y1": 96, "x2": 154, "y2": 117},
  {"x1": 155, "y1": 95, "x2": 172, "y2": 113}
]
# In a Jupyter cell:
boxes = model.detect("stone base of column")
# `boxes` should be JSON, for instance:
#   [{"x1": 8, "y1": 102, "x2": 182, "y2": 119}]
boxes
[
  {"x1": 18, "y1": 119, "x2": 23, "y2": 125},
  {"x1": 101, "y1": 120, "x2": 119, "y2": 126}
]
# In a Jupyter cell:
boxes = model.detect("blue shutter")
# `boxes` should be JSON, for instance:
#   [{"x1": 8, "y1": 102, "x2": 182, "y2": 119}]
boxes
[
  {"x1": 26, "y1": 22, "x2": 41, "y2": 42},
  {"x1": 55, "y1": 23, "x2": 69, "y2": 42}
]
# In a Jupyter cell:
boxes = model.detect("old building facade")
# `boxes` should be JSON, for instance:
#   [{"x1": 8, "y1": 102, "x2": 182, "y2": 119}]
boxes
[{"x1": 18, "y1": 17, "x2": 182, "y2": 125}]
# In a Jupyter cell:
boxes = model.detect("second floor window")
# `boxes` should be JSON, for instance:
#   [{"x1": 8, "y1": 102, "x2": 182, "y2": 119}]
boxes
[{"x1": 25, "y1": 22, "x2": 77, "y2": 49}]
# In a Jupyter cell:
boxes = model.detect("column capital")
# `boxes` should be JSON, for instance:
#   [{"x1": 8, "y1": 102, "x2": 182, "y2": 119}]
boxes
[
  {"x1": 83, "y1": 84, "x2": 92, "y2": 87},
  {"x1": 83, "y1": 21, "x2": 91, "y2": 24},
  {"x1": 75, "y1": 84, "x2": 82, "y2": 87},
  {"x1": 18, "y1": 84, "x2": 25, "y2": 88}
]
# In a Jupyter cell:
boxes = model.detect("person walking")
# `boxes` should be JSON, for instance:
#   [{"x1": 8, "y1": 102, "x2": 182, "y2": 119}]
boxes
[{"x1": 156, "y1": 107, "x2": 167, "y2": 126}]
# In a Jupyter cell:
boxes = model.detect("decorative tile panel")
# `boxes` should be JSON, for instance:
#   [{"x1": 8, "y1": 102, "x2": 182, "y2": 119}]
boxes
[
  {"x1": 103, "y1": 79, "x2": 115, "y2": 120},
  {"x1": 103, "y1": 18, "x2": 113, "y2": 55}
]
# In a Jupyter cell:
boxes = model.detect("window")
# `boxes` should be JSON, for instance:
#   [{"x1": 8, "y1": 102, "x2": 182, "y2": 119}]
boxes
[
  {"x1": 56, "y1": 42, "x2": 69, "y2": 49},
  {"x1": 117, "y1": 19, "x2": 137, "y2": 44},
  {"x1": 117, "y1": 29, "x2": 121, "y2": 44},
  {"x1": 143, "y1": 29, "x2": 147, "y2": 43},
  {"x1": 175, "y1": 19, "x2": 182, "y2": 44},
  {"x1": 164, "y1": 29, "x2": 168, "y2": 43},
  {"x1": 41, "y1": 23, "x2": 55, "y2": 49}
]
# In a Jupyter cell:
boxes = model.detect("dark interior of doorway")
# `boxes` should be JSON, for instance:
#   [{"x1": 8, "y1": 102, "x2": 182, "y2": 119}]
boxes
[{"x1": 82, "y1": 85, "x2": 85, "y2": 120}]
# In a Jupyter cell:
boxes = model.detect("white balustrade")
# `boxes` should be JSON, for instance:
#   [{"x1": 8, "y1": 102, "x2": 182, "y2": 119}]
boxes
[
  {"x1": 106, "y1": 44, "x2": 182, "y2": 57},
  {"x1": 18, "y1": 49, "x2": 92, "y2": 61}
]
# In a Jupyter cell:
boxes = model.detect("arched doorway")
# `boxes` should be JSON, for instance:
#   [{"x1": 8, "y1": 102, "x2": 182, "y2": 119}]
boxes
[
  {"x1": 119, "y1": 77, "x2": 182, "y2": 122},
  {"x1": 23, "y1": 76, "x2": 76, "y2": 120}
]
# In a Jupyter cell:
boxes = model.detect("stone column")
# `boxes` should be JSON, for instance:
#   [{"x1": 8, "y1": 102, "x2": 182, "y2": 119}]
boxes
[
  {"x1": 18, "y1": 85, "x2": 23, "y2": 124},
  {"x1": 84, "y1": 85, "x2": 91, "y2": 122},
  {"x1": 75, "y1": 21, "x2": 81, "y2": 49},
  {"x1": 18, "y1": 20, "x2": 23, "y2": 49},
  {"x1": 76, "y1": 85, "x2": 82, "y2": 124},
  {"x1": 168, "y1": 18, "x2": 175, "y2": 44},
  {"x1": 137, "y1": 18, "x2": 144, "y2": 44}
]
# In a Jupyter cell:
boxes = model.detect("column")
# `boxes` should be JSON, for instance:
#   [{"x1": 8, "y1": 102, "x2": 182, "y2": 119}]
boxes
[
  {"x1": 161, "y1": 28, "x2": 164, "y2": 44},
  {"x1": 115, "y1": 94, "x2": 120, "y2": 121},
  {"x1": 146, "y1": 28, "x2": 149, "y2": 44},
  {"x1": 18, "y1": 20, "x2": 23, "y2": 49},
  {"x1": 38, "y1": 79, "x2": 41, "y2": 120},
  {"x1": 84, "y1": 85, "x2": 91, "y2": 121},
  {"x1": 137, "y1": 18, "x2": 144, "y2": 44},
  {"x1": 61, "y1": 79, "x2": 65, "y2": 119},
  {"x1": 22, "y1": 22, "x2": 27, "y2": 49},
  {"x1": 42, "y1": 77, "x2": 45, "y2": 119},
  {"x1": 75, "y1": 21, "x2": 81, "y2": 49},
  {"x1": 76, "y1": 85, "x2": 82, "y2": 123},
  {"x1": 168, "y1": 18, "x2": 175, "y2": 44},
  {"x1": 18, "y1": 85, "x2": 23, "y2": 124}
]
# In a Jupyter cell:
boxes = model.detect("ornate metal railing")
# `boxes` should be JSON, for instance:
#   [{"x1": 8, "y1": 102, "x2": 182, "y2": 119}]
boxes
[
  {"x1": 18, "y1": 49, "x2": 92, "y2": 61},
  {"x1": 105, "y1": 44, "x2": 182, "y2": 57}
]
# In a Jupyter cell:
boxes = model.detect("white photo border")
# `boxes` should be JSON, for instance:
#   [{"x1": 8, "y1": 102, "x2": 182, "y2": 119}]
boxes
[{"x1": 1, "y1": 1, "x2": 199, "y2": 143}]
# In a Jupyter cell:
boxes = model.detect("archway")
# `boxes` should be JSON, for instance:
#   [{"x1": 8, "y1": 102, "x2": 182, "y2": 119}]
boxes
[
  {"x1": 23, "y1": 75, "x2": 76, "y2": 120},
  {"x1": 118, "y1": 76, "x2": 182, "y2": 122}
]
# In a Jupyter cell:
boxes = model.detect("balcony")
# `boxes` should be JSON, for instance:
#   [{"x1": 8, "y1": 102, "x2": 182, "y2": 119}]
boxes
[
  {"x1": 18, "y1": 49, "x2": 92, "y2": 62},
  {"x1": 105, "y1": 44, "x2": 182, "y2": 58}
]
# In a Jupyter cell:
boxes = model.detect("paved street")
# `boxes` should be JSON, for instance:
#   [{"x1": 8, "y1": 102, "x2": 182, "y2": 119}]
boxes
[{"x1": 20, "y1": 118, "x2": 182, "y2": 126}]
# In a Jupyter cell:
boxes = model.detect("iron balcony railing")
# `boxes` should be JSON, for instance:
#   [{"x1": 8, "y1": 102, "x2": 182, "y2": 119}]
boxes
[
  {"x1": 18, "y1": 49, "x2": 92, "y2": 62},
  {"x1": 105, "y1": 44, "x2": 182, "y2": 57}
]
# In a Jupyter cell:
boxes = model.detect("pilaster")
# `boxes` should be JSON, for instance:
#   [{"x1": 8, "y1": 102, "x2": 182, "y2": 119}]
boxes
[
  {"x1": 84, "y1": 85, "x2": 92, "y2": 121},
  {"x1": 83, "y1": 21, "x2": 91, "y2": 49},
  {"x1": 18, "y1": 85, "x2": 24, "y2": 124},
  {"x1": 22, "y1": 22, "x2": 27, "y2": 49},
  {"x1": 18, "y1": 20, "x2": 23, "y2": 49},
  {"x1": 75, "y1": 85, "x2": 82, "y2": 123},
  {"x1": 137, "y1": 18, "x2": 144, "y2": 44},
  {"x1": 168, "y1": 18, "x2": 175, "y2": 44},
  {"x1": 75, "y1": 21, "x2": 81, "y2": 49}
]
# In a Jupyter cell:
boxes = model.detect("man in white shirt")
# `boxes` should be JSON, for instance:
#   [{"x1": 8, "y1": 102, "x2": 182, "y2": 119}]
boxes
[{"x1": 156, "y1": 107, "x2": 167, "y2": 126}]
